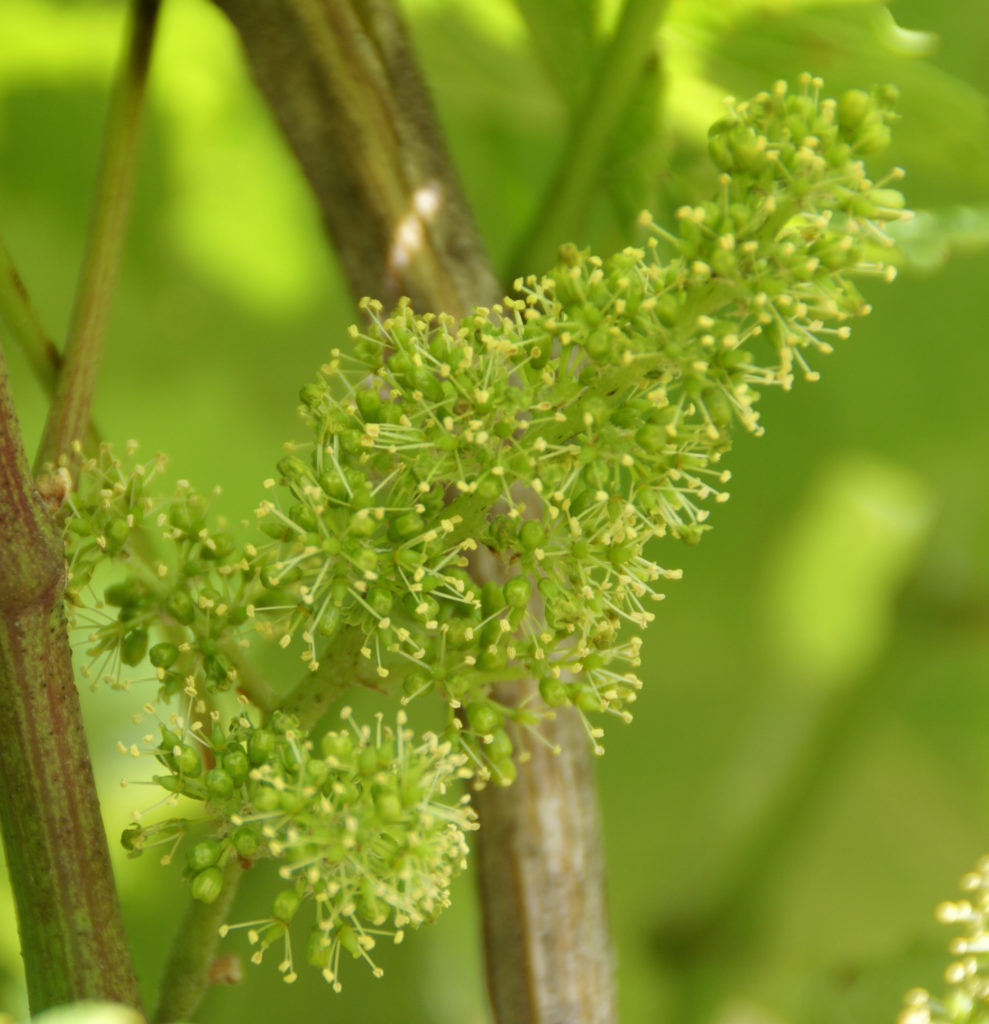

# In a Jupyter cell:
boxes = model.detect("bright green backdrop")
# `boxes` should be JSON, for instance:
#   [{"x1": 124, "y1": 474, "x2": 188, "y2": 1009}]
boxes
[{"x1": 1, "y1": 1, "x2": 988, "y2": 1022}]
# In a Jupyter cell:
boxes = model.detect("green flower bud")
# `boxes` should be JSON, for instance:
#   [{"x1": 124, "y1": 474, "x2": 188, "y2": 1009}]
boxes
[
  {"x1": 277, "y1": 455, "x2": 316, "y2": 486},
  {"x1": 388, "y1": 510, "x2": 425, "y2": 542},
  {"x1": 176, "y1": 744, "x2": 203, "y2": 777},
  {"x1": 307, "y1": 927, "x2": 332, "y2": 968},
  {"x1": 374, "y1": 789, "x2": 403, "y2": 821},
  {"x1": 316, "y1": 604, "x2": 343, "y2": 639},
  {"x1": 355, "y1": 387, "x2": 383, "y2": 421},
  {"x1": 321, "y1": 731, "x2": 353, "y2": 760},
  {"x1": 248, "y1": 729, "x2": 276, "y2": 765},
  {"x1": 204, "y1": 767, "x2": 235, "y2": 800},
  {"x1": 252, "y1": 785, "x2": 281, "y2": 812},
  {"x1": 487, "y1": 728, "x2": 513, "y2": 762},
  {"x1": 490, "y1": 758, "x2": 517, "y2": 787},
  {"x1": 149, "y1": 642, "x2": 180, "y2": 669},
  {"x1": 837, "y1": 88, "x2": 871, "y2": 131},
  {"x1": 187, "y1": 839, "x2": 222, "y2": 872},
  {"x1": 120, "y1": 628, "x2": 148, "y2": 667},
  {"x1": 166, "y1": 590, "x2": 195, "y2": 625},
  {"x1": 466, "y1": 702, "x2": 501, "y2": 735},
  {"x1": 503, "y1": 576, "x2": 531, "y2": 609},
  {"x1": 231, "y1": 825, "x2": 261, "y2": 858},
  {"x1": 272, "y1": 889, "x2": 301, "y2": 922},
  {"x1": 337, "y1": 924, "x2": 362, "y2": 959},
  {"x1": 538, "y1": 677, "x2": 569, "y2": 707},
  {"x1": 104, "y1": 578, "x2": 146, "y2": 608},
  {"x1": 519, "y1": 520, "x2": 545, "y2": 551},
  {"x1": 190, "y1": 866, "x2": 224, "y2": 903},
  {"x1": 481, "y1": 580, "x2": 506, "y2": 618},
  {"x1": 201, "y1": 532, "x2": 235, "y2": 561},
  {"x1": 402, "y1": 671, "x2": 433, "y2": 699},
  {"x1": 223, "y1": 748, "x2": 250, "y2": 786}
]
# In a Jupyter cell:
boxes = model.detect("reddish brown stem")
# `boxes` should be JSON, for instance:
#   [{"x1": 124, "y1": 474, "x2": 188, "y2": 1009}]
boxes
[{"x1": 0, "y1": 343, "x2": 141, "y2": 1013}]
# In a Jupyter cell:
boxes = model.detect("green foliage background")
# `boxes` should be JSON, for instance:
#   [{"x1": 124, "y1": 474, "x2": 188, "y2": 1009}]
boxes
[{"x1": 0, "y1": 0, "x2": 987, "y2": 1021}]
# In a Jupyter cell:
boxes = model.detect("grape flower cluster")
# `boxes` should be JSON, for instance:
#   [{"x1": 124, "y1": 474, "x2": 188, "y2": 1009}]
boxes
[
  {"x1": 900, "y1": 858, "x2": 989, "y2": 1024},
  {"x1": 60, "y1": 75, "x2": 910, "y2": 989}
]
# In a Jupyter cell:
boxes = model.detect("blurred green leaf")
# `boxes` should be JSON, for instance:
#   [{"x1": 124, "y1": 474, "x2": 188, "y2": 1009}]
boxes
[
  {"x1": 511, "y1": 0, "x2": 600, "y2": 106},
  {"x1": 893, "y1": 205, "x2": 989, "y2": 271},
  {"x1": 761, "y1": 454, "x2": 935, "y2": 690}
]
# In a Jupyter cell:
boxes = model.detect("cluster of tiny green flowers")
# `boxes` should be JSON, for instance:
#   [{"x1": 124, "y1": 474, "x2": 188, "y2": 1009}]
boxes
[
  {"x1": 251, "y1": 74, "x2": 909, "y2": 764},
  {"x1": 123, "y1": 702, "x2": 475, "y2": 989},
  {"x1": 63, "y1": 442, "x2": 253, "y2": 697},
  {"x1": 60, "y1": 74, "x2": 911, "y2": 989},
  {"x1": 899, "y1": 859, "x2": 989, "y2": 1024}
]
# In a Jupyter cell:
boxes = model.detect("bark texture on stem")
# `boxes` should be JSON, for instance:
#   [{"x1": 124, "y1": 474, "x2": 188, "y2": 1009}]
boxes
[
  {"x1": 0, "y1": 345, "x2": 141, "y2": 1013},
  {"x1": 212, "y1": 0, "x2": 499, "y2": 316},
  {"x1": 475, "y1": 682, "x2": 616, "y2": 1024},
  {"x1": 210, "y1": 3, "x2": 616, "y2": 1021}
]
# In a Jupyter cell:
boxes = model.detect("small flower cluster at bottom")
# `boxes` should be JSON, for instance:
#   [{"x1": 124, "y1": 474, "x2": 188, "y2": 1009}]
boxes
[
  {"x1": 123, "y1": 702, "x2": 476, "y2": 989},
  {"x1": 900, "y1": 857, "x2": 989, "y2": 1023}
]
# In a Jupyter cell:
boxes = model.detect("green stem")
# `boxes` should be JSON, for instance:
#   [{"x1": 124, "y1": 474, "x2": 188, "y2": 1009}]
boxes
[
  {"x1": 279, "y1": 626, "x2": 366, "y2": 729},
  {"x1": 221, "y1": 639, "x2": 281, "y2": 714},
  {"x1": 0, "y1": 236, "x2": 103, "y2": 451},
  {"x1": 0, "y1": 236, "x2": 61, "y2": 392},
  {"x1": 0, "y1": 342, "x2": 141, "y2": 1013},
  {"x1": 34, "y1": 0, "x2": 160, "y2": 471},
  {"x1": 152, "y1": 859, "x2": 243, "y2": 1024},
  {"x1": 506, "y1": 0, "x2": 672, "y2": 278}
]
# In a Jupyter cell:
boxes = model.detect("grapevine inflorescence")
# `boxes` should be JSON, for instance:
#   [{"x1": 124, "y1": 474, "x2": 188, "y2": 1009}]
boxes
[{"x1": 60, "y1": 74, "x2": 910, "y2": 988}]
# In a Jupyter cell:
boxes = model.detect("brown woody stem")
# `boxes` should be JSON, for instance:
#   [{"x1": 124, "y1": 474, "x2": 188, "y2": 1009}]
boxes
[{"x1": 211, "y1": 0, "x2": 499, "y2": 316}]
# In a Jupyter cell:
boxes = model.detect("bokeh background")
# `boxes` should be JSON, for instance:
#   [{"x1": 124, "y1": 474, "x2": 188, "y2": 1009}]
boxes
[{"x1": 1, "y1": 1, "x2": 988, "y2": 1022}]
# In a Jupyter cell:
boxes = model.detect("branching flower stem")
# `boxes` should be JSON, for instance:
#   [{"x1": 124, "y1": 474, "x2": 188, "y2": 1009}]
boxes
[
  {"x1": 153, "y1": 859, "x2": 243, "y2": 1024},
  {"x1": 0, "y1": 236, "x2": 61, "y2": 393},
  {"x1": 0, "y1": 237, "x2": 103, "y2": 452},
  {"x1": 34, "y1": 0, "x2": 160, "y2": 472}
]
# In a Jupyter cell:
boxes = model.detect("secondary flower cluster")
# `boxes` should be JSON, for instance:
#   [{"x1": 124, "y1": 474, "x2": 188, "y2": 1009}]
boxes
[
  {"x1": 899, "y1": 858, "x2": 989, "y2": 1024},
  {"x1": 125, "y1": 703, "x2": 475, "y2": 989},
  {"x1": 251, "y1": 74, "x2": 908, "y2": 769},
  {"x1": 64, "y1": 443, "x2": 252, "y2": 697}
]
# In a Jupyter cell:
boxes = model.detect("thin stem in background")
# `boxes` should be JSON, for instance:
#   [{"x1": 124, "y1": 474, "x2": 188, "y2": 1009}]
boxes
[
  {"x1": 0, "y1": 236, "x2": 61, "y2": 392},
  {"x1": 0, "y1": 341, "x2": 142, "y2": 1013},
  {"x1": 34, "y1": 0, "x2": 160, "y2": 472},
  {"x1": 506, "y1": 0, "x2": 672, "y2": 280},
  {"x1": 0, "y1": 236, "x2": 103, "y2": 451}
]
